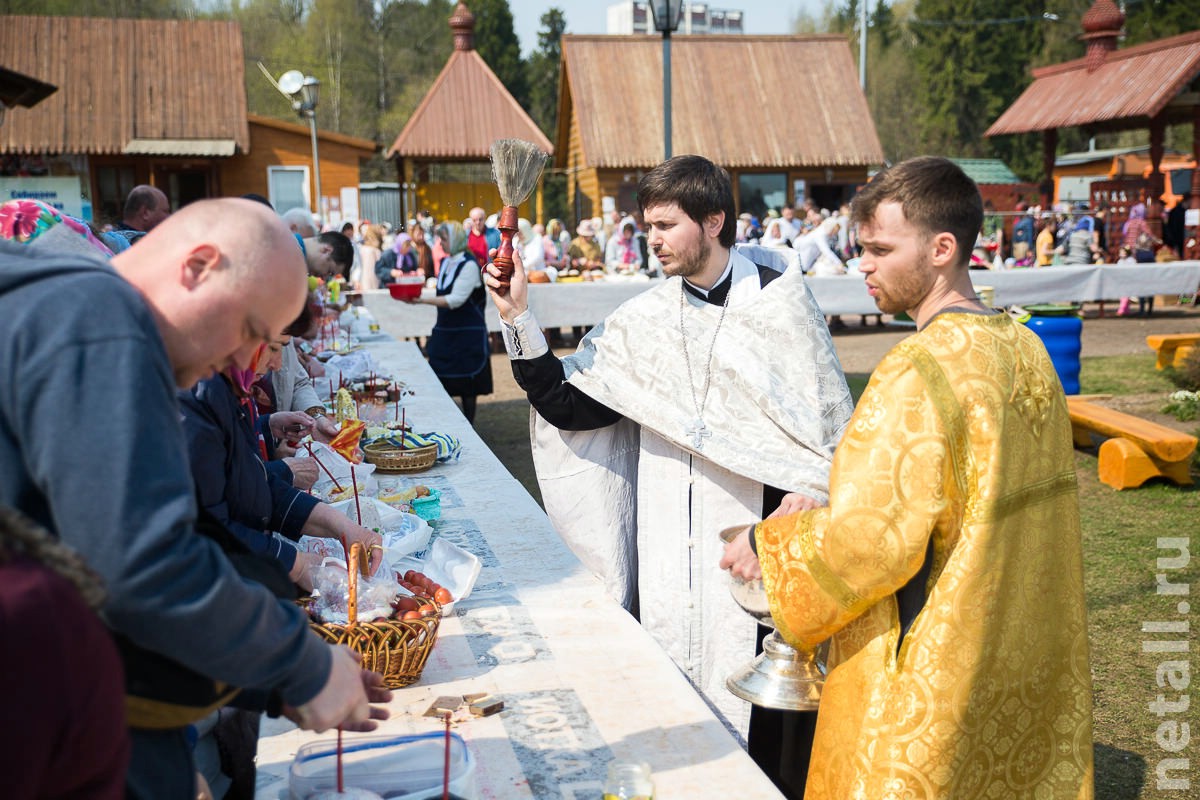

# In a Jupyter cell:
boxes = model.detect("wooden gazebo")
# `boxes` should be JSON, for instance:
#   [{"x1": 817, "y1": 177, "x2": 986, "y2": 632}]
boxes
[
  {"x1": 986, "y1": 0, "x2": 1200, "y2": 258},
  {"x1": 385, "y1": 2, "x2": 552, "y2": 224}
]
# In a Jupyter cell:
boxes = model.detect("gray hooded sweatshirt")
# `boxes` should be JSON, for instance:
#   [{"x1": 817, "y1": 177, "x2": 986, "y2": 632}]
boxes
[{"x1": 0, "y1": 238, "x2": 330, "y2": 707}]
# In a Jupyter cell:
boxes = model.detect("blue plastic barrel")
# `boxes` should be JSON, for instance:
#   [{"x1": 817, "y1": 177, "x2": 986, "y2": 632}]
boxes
[{"x1": 1022, "y1": 306, "x2": 1082, "y2": 394}]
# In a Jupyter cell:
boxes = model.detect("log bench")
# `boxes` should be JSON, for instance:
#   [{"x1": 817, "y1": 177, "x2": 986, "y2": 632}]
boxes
[
  {"x1": 1146, "y1": 333, "x2": 1199, "y2": 370},
  {"x1": 1066, "y1": 398, "x2": 1197, "y2": 490}
]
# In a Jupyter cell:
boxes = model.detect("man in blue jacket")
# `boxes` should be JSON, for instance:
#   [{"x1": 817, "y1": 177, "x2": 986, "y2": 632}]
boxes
[
  {"x1": 0, "y1": 198, "x2": 388, "y2": 799},
  {"x1": 1011, "y1": 204, "x2": 1036, "y2": 262}
]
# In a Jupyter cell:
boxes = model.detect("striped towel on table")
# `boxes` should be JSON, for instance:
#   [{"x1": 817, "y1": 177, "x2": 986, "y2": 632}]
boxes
[{"x1": 377, "y1": 431, "x2": 462, "y2": 462}]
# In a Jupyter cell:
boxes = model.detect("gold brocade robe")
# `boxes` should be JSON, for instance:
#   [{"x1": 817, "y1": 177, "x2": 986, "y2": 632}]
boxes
[{"x1": 757, "y1": 313, "x2": 1094, "y2": 799}]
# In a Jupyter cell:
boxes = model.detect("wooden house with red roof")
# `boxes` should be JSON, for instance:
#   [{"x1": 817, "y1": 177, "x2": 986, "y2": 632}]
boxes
[
  {"x1": 986, "y1": 0, "x2": 1200, "y2": 257},
  {"x1": 385, "y1": 2, "x2": 552, "y2": 224},
  {"x1": 0, "y1": 15, "x2": 376, "y2": 225},
  {"x1": 555, "y1": 33, "x2": 883, "y2": 222}
]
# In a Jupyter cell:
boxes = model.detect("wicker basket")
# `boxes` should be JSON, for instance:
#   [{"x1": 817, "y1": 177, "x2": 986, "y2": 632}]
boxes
[
  {"x1": 363, "y1": 441, "x2": 438, "y2": 474},
  {"x1": 306, "y1": 543, "x2": 440, "y2": 688}
]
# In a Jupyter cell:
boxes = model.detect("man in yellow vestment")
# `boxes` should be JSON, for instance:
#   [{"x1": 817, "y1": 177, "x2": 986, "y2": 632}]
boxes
[{"x1": 721, "y1": 156, "x2": 1094, "y2": 799}]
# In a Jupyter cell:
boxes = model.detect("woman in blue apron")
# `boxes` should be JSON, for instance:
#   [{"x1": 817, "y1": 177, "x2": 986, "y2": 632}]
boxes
[{"x1": 407, "y1": 221, "x2": 493, "y2": 422}]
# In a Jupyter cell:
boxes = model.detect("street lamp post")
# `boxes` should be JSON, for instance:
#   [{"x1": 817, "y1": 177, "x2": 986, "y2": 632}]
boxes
[
  {"x1": 650, "y1": 1, "x2": 684, "y2": 161},
  {"x1": 278, "y1": 70, "x2": 323, "y2": 224}
]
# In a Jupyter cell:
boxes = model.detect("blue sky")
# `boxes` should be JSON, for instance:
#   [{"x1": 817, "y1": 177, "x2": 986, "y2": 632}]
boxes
[{"x1": 507, "y1": 1, "x2": 830, "y2": 55}]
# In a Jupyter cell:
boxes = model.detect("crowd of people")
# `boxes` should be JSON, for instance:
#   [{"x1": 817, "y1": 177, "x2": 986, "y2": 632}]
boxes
[
  {"x1": 2, "y1": 155, "x2": 1101, "y2": 800},
  {"x1": 976, "y1": 195, "x2": 1186, "y2": 273},
  {"x1": 332, "y1": 196, "x2": 869, "y2": 291}
]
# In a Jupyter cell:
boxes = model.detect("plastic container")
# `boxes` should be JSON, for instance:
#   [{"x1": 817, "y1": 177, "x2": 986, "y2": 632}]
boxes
[
  {"x1": 410, "y1": 488, "x2": 442, "y2": 521},
  {"x1": 391, "y1": 537, "x2": 481, "y2": 616},
  {"x1": 1022, "y1": 304, "x2": 1082, "y2": 395},
  {"x1": 289, "y1": 731, "x2": 476, "y2": 800},
  {"x1": 388, "y1": 276, "x2": 426, "y2": 301}
]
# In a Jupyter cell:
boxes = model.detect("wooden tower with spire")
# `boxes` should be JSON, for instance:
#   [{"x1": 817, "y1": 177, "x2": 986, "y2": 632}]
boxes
[{"x1": 385, "y1": 2, "x2": 552, "y2": 224}]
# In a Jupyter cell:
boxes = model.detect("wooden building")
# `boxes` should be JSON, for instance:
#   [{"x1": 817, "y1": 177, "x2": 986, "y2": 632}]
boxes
[
  {"x1": 224, "y1": 116, "x2": 376, "y2": 223},
  {"x1": 0, "y1": 15, "x2": 375, "y2": 225},
  {"x1": 385, "y1": 2, "x2": 553, "y2": 224},
  {"x1": 986, "y1": 0, "x2": 1200, "y2": 258},
  {"x1": 555, "y1": 34, "x2": 883, "y2": 222}
]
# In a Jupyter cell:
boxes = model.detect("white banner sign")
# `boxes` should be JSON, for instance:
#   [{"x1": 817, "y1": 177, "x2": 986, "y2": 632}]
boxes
[{"x1": 0, "y1": 176, "x2": 84, "y2": 218}]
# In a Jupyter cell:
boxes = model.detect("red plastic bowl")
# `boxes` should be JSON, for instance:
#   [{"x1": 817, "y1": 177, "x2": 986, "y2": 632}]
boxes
[{"x1": 387, "y1": 281, "x2": 423, "y2": 300}]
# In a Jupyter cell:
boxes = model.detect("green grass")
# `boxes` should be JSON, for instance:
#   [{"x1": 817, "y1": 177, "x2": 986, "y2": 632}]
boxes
[
  {"x1": 1080, "y1": 354, "x2": 1176, "y2": 396},
  {"x1": 1075, "y1": 458, "x2": 1198, "y2": 797},
  {"x1": 1072, "y1": 353, "x2": 1200, "y2": 797}
]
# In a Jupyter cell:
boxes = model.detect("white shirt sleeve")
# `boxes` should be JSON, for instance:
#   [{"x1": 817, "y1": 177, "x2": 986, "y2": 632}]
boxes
[
  {"x1": 443, "y1": 259, "x2": 482, "y2": 310},
  {"x1": 500, "y1": 308, "x2": 549, "y2": 360}
]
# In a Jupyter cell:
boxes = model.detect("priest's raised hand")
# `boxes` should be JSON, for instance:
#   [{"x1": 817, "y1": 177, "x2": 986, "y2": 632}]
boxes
[{"x1": 482, "y1": 245, "x2": 528, "y2": 323}]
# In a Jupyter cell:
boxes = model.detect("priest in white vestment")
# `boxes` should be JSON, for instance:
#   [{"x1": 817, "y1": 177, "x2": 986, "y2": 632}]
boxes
[{"x1": 485, "y1": 156, "x2": 852, "y2": 797}]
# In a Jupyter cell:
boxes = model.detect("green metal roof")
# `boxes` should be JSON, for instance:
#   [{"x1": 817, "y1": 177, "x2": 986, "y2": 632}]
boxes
[{"x1": 949, "y1": 158, "x2": 1022, "y2": 185}]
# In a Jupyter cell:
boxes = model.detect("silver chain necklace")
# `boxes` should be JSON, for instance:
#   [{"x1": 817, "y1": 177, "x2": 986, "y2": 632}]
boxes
[{"x1": 679, "y1": 281, "x2": 731, "y2": 450}]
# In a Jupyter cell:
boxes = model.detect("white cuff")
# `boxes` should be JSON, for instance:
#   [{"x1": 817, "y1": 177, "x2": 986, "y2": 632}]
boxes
[{"x1": 500, "y1": 308, "x2": 549, "y2": 360}]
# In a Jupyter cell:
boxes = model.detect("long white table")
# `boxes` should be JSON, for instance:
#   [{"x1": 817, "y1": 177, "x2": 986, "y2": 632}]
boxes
[
  {"x1": 254, "y1": 340, "x2": 784, "y2": 799},
  {"x1": 364, "y1": 262, "x2": 1200, "y2": 336},
  {"x1": 363, "y1": 279, "x2": 656, "y2": 339}
]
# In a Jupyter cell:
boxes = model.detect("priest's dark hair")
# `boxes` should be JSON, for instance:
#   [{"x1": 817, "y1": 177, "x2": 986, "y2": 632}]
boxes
[
  {"x1": 638, "y1": 155, "x2": 736, "y2": 249},
  {"x1": 850, "y1": 156, "x2": 983, "y2": 269}
]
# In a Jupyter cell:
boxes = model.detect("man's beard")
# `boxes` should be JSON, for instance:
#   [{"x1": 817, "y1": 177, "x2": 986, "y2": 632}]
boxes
[
  {"x1": 872, "y1": 251, "x2": 932, "y2": 315},
  {"x1": 662, "y1": 236, "x2": 710, "y2": 279}
]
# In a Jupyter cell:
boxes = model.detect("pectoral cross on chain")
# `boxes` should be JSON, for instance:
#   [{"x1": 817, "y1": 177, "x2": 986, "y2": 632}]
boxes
[{"x1": 686, "y1": 417, "x2": 712, "y2": 450}]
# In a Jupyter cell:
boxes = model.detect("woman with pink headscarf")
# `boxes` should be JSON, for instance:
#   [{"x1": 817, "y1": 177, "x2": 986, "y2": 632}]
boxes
[
  {"x1": 604, "y1": 219, "x2": 643, "y2": 273},
  {"x1": 1117, "y1": 203, "x2": 1162, "y2": 315}
]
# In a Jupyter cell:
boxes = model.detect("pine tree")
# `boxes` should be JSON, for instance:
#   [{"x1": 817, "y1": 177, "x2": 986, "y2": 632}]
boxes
[
  {"x1": 1123, "y1": 0, "x2": 1196, "y2": 45},
  {"x1": 525, "y1": 7, "x2": 566, "y2": 137},
  {"x1": 470, "y1": 0, "x2": 527, "y2": 109},
  {"x1": 911, "y1": 0, "x2": 1047, "y2": 159}
]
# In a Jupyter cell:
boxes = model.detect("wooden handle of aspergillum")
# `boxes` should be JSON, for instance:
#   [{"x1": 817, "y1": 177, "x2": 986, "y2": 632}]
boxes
[{"x1": 491, "y1": 206, "x2": 519, "y2": 296}]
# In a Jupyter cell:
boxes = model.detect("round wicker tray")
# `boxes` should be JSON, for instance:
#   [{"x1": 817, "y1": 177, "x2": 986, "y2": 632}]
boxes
[{"x1": 362, "y1": 441, "x2": 438, "y2": 474}]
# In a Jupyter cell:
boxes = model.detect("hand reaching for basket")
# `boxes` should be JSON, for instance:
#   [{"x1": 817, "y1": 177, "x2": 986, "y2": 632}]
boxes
[
  {"x1": 283, "y1": 457, "x2": 319, "y2": 491},
  {"x1": 340, "y1": 523, "x2": 385, "y2": 576},
  {"x1": 304, "y1": 504, "x2": 385, "y2": 576},
  {"x1": 285, "y1": 645, "x2": 393, "y2": 733}
]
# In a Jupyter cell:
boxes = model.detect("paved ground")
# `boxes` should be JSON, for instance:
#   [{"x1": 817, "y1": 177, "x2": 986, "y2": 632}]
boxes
[{"x1": 464, "y1": 299, "x2": 1200, "y2": 502}]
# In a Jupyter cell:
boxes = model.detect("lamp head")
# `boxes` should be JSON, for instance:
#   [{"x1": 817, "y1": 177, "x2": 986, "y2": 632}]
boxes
[
  {"x1": 300, "y1": 75, "x2": 320, "y2": 111},
  {"x1": 649, "y1": 0, "x2": 684, "y2": 33},
  {"x1": 277, "y1": 70, "x2": 319, "y2": 116}
]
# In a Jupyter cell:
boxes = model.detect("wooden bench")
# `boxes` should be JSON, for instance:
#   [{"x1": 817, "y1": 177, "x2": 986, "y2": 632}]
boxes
[
  {"x1": 1066, "y1": 398, "x2": 1197, "y2": 489},
  {"x1": 1146, "y1": 333, "x2": 1199, "y2": 370}
]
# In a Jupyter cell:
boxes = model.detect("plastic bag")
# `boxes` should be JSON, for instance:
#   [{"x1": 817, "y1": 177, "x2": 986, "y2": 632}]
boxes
[
  {"x1": 309, "y1": 558, "x2": 400, "y2": 624},
  {"x1": 328, "y1": 498, "x2": 432, "y2": 559}
]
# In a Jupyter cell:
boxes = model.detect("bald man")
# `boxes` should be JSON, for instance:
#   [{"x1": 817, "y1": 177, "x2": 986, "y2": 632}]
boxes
[
  {"x1": 0, "y1": 199, "x2": 389, "y2": 799},
  {"x1": 281, "y1": 206, "x2": 318, "y2": 238},
  {"x1": 466, "y1": 205, "x2": 499, "y2": 270},
  {"x1": 112, "y1": 184, "x2": 171, "y2": 247}
]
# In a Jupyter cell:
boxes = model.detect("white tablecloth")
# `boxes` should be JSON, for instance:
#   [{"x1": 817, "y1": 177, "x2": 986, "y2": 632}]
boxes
[
  {"x1": 364, "y1": 279, "x2": 659, "y2": 339},
  {"x1": 254, "y1": 341, "x2": 784, "y2": 799},
  {"x1": 807, "y1": 261, "x2": 1200, "y2": 316},
  {"x1": 364, "y1": 262, "x2": 1200, "y2": 336}
]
